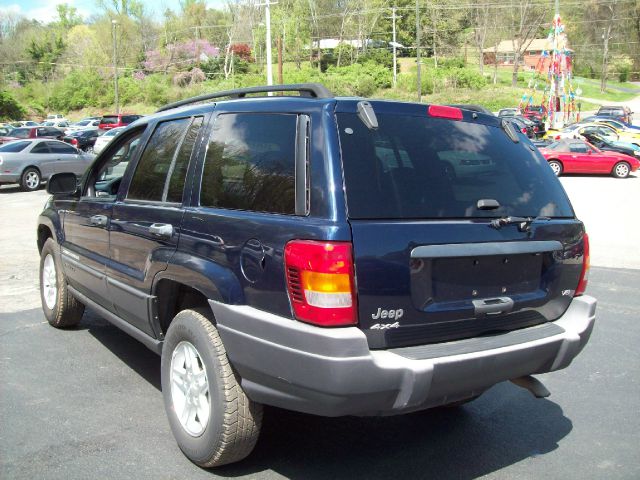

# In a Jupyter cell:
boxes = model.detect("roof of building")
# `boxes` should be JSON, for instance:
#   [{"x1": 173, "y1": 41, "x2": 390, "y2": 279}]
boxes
[{"x1": 483, "y1": 38, "x2": 572, "y2": 54}]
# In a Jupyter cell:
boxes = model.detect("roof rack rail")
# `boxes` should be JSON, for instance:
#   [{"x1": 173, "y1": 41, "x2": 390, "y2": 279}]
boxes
[{"x1": 156, "y1": 83, "x2": 334, "y2": 113}]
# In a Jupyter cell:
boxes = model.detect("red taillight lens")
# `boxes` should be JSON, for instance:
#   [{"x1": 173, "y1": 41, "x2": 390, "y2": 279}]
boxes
[
  {"x1": 71, "y1": 138, "x2": 78, "y2": 145},
  {"x1": 555, "y1": 135, "x2": 561, "y2": 140},
  {"x1": 534, "y1": 126, "x2": 539, "y2": 132},
  {"x1": 428, "y1": 105, "x2": 463, "y2": 121},
  {"x1": 284, "y1": 240, "x2": 357, "y2": 326},
  {"x1": 521, "y1": 127, "x2": 527, "y2": 134},
  {"x1": 575, "y1": 233, "x2": 590, "y2": 296}
]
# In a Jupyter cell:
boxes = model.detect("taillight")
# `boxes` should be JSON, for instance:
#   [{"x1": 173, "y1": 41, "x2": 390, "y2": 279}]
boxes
[
  {"x1": 555, "y1": 135, "x2": 561, "y2": 140},
  {"x1": 521, "y1": 127, "x2": 527, "y2": 134},
  {"x1": 534, "y1": 126, "x2": 539, "y2": 132},
  {"x1": 427, "y1": 105, "x2": 463, "y2": 121},
  {"x1": 575, "y1": 233, "x2": 590, "y2": 296},
  {"x1": 284, "y1": 240, "x2": 357, "y2": 326},
  {"x1": 71, "y1": 138, "x2": 78, "y2": 145}
]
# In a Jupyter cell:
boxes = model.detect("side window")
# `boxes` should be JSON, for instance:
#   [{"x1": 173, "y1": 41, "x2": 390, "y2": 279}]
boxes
[
  {"x1": 36, "y1": 128, "x2": 47, "y2": 136},
  {"x1": 91, "y1": 133, "x2": 143, "y2": 198},
  {"x1": 48, "y1": 142, "x2": 77, "y2": 154},
  {"x1": 166, "y1": 117, "x2": 203, "y2": 203},
  {"x1": 31, "y1": 142, "x2": 50, "y2": 154},
  {"x1": 569, "y1": 144, "x2": 587, "y2": 153},
  {"x1": 126, "y1": 117, "x2": 195, "y2": 202},
  {"x1": 200, "y1": 113, "x2": 297, "y2": 214}
]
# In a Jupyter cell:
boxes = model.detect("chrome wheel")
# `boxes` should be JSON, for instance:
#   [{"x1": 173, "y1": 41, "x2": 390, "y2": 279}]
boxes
[
  {"x1": 25, "y1": 171, "x2": 40, "y2": 189},
  {"x1": 170, "y1": 341, "x2": 210, "y2": 437},
  {"x1": 614, "y1": 162, "x2": 629, "y2": 178},
  {"x1": 42, "y1": 254, "x2": 57, "y2": 310},
  {"x1": 549, "y1": 161, "x2": 561, "y2": 176}
]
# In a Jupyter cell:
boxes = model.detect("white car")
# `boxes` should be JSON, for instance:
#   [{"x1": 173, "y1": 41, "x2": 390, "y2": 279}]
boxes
[
  {"x1": 46, "y1": 114, "x2": 67, "y2": 122},
  {"x1": 64, "y1": 120, "x2": 100, "y2": 135},
  {"x1": 93, "y1": 127, "x2": 125, "y2": 154},
  {"x1": 42, "y1": 120, "x2": 70, "y2": 129}
]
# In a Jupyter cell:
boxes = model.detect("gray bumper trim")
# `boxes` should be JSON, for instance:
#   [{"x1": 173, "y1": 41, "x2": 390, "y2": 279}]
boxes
[{"x1": 209, "y1": 295, "x2": 596, "y2": 417}]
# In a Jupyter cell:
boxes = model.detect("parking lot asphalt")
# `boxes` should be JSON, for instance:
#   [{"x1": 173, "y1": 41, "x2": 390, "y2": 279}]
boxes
[{"x1": 1, "y1": 174, "x2": 639, "y2": 480}]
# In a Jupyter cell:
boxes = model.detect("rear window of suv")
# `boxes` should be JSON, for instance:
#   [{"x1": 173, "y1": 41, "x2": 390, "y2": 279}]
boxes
[
  {"x1": 338, "y1": 112, "x2": 573, "y2": 219},
  {"x1": 100, "y1": 116, "x2": 118, "y2": 125}
]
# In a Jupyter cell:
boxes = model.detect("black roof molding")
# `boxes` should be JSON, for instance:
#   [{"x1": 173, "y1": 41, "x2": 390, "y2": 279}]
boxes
[{"x1": 156, "y1": 83, "x2": 334, "y2": 113}]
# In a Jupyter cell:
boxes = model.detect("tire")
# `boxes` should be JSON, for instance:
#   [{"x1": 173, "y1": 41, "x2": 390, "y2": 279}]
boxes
[
  {"x1": 612, "y1": 161, "x2": 630, "y2": 178},
  {"x1": 441, "y1": 394, "x2": 481, "y2": 408},
  {"x1": 40, "y1": 238, "x2": 85, "y2": 328},
  {"x1": 161, "y1": 309, "x2": 263, "y2": 468},
  {"x1": 21, "y1": 167, "x2": 41, "y2": 191},
  {"x1": 85, "y1": 146, "x2": 94, "y2": 154},
  {"x1": 548, "y1": 160, "x2": 562, "y2": 177}
]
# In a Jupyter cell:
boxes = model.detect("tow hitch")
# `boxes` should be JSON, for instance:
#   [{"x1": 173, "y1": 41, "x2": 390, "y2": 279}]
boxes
[{"x1": 511, "y1": 375, "x2": 551, "y2": 398}]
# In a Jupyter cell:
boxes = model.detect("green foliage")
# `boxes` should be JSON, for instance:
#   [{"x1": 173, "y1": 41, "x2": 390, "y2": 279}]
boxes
[
  {"x1": 48, "y1": 70, "x2": 110, "y2": 111},
  {"x1": 334, "y1": 43, "x2": 356, "y2": 66},
  {"x1": 26, "y1": 34, "x2": 66, "y2": 80},
  {"x1": 0, "y1": 90, "x2": 27, "y2": 121},
  {"x1": 358, "y1": 49, "x2": 393, "y2": 70}
]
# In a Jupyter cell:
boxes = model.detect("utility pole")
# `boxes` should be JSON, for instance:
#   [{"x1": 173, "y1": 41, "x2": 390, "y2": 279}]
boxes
[
  {"x1": 257, "y1": 0, "x2": 278, "y2": 86},
  {"x1": 111, "y1": 20, "x2": 119, "y2": 115},
  {"x1": 416, "y1": 0, "x2": 421, "y2": 102},
  {"x1": 391, "y1": 7, "x2": 399, "y2": 88}
]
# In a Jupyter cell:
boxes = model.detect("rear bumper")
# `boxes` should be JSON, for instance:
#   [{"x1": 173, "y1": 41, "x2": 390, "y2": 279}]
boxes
[{"x1": 210, "y1": 295, "x2": 596, "y2": 417}]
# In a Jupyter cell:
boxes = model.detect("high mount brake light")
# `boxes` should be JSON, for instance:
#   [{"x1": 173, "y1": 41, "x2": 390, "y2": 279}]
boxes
[
  {"x1": 575, "y1": 233, "x2": 590, "y2": 296},
  {"x1": 284, "y1": 240, "x2": 357, "y2": 327},
  {"x1": 428, "y1": 105, "x2": 463, "y2": 121}
]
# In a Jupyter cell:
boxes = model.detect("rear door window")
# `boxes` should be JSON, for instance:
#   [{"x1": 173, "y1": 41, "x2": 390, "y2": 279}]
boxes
[
  {"x1": 338, "y1": 112, "x2": 573, "y2": 219},
  {"x1": 101, "y1": 116, "x2": 118, "y2": 125},
  {"x1": 126, "y1": 117, "x2": 201, "y2": 203},
  {"x1": 31, "y1": 142, "x2": 50, "y2": 154},
  {"x1": 200, "y1": 113, "x2": 297, "y2": 214},
  {"x1": 48, "y1": 142, "x2": 77, "y2": 154}
]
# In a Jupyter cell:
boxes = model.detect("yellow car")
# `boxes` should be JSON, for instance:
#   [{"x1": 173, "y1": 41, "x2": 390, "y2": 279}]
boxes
[{"x1": 546, "y1": 122, "x2": 640, "y2": 147}]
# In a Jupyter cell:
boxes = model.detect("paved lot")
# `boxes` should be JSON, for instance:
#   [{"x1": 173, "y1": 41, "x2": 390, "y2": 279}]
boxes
[{"x1": 1, "y1": 174, "x2": 639, "y2": 479}]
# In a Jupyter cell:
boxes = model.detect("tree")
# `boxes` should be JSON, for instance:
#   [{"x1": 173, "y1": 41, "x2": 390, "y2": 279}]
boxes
[
  {"x1": 55, "y1": 4, "x2": 82, "y2": 31},
  {"x1": 471, "y1": 0, "x2": 492, "y2": 75},
  {"x1": 508, "y1": 0, "x2": 548, "y2": 87}
]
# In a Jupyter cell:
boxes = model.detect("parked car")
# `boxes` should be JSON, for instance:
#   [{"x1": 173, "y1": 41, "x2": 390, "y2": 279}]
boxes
[
  {"x1": 497, "y1": 108, "x2": 519, "y2": 117},
  {"x1": 522, "y1": 104, "x2": 546, "y2": 122},
  {"x1": 98, "y1": 113, "x2": 142, "y2": 131},
  {"x1": 446, "y1": 104, "x2": 494, "y2": 115},
  {"x1": 92, "y1": 126, "x2": 125, "y2": 154},
  {"x1": 596, "y1": 105, "x2": 633, "y2": 124},
  {"x1": 0, "y1": 126, "x2": 13, "y2": 137},
  {"x1": 539, "y1": 138, "x2": 639, "y2": 178},
  {"x1": 62, "y1": 129, "x2": 101, "y2": 152},
  {"x1": 0, "y1": 139, "x2": 93, "y2": 191},
  {"x1": 42, "y1": 120, "x2": 70, "y2": 129},
  {"x1": 581, "y1": 132, "x2": 640, "y2": 158},
  {"x1": 0, "y1": 126, "x2": 65, "y2": 144},
  {"x1": 507, "y1": 116, "x2": 535, "y2": 138},
  {"x1": 46, "y1": 114, "x2": 67, "y2": 122},
  {"x1": 513, "y1": 115, "x2": 545, "y2": 138},
  {"x1": 64, "y1": 119, "x2": 100, "y2": 135},
  {"x1": 39, "y1": 84, "x2": 595, "y2": 468},
  {"x1": 548, "y1": 122, "x2": 640, "y2": 146},
  {"x1": 592, "y1": 117, "x2": 640, "y2": 133}
]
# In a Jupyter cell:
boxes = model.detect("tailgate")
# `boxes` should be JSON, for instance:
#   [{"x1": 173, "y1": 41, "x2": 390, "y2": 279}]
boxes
[{"x1": 350, "y1": 220, "x2": 586, "y2": 349}]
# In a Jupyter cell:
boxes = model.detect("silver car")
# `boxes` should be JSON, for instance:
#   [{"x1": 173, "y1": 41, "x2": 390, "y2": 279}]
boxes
[{"x1": 0, "y1": 139, "x2": 94, "y2": 191}]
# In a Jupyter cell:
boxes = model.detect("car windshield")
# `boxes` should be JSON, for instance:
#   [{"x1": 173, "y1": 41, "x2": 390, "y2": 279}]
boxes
[
  {"x1": 338, "y1": 112, "x2": 573, "y2": 219},
  {"x1": 104, "y1": 129, "x2": 122, "y2": 137},
  {"x1": 11, "y1": 128, "x2": 30, "y2": 138},
  {"x1": 0, "y1": 141, "x2": 30, "y2": 152}
]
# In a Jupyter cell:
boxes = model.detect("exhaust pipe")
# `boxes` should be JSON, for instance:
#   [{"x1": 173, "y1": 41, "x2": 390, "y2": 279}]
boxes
[{"x1": 511, "y1": 375, "x2": 550, "y2": 398}]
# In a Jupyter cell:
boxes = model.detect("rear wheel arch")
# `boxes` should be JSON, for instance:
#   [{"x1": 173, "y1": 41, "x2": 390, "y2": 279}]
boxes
[{"x1": 154, "y1": 278, "x2": 213, "y2": 336}]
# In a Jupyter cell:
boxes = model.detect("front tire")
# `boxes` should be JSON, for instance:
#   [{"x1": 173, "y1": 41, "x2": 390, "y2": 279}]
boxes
[
  {"x1": 548, "y1": 160, "x2": 562, "y2": 176},
  {"x1": 161, "y1": 309, "x2": 263, "y2": 468},
  {"x1": 40, "y1": 238, "x2": 85, "y2": 328},
  {"x1": 21, "y1": 167, "x2": 41, "y2": 191},
  {"x1": 612, "y1": 161, "x2": 630, "y2": 178}
]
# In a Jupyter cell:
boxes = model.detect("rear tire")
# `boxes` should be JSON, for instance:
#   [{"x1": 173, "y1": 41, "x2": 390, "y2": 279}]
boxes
[
  {"x1": 548, "y1": 160, "x2": 562, "y2": 177},
  {"x1": 612, "y1": 161, "x2": 630, "y2": 178},
  {"x1": 161, "y1": 309, "x2": 263, "y2": 467},
  {"x1": 40, "y1": 238, "x2": 85, "y2": 328},
  {"x1": 21, "y1": 167, "x2": 41, "y2": 191}
]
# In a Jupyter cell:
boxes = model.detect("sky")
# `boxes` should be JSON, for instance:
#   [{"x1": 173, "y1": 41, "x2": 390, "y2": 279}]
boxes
[{"x1": 0, "y1": 0, "x2": 225, "y2": 24}]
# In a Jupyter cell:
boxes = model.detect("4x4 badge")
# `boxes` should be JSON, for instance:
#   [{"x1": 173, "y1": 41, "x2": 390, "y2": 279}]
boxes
[{"x1": 371, "y1": 322, "x2": 400, "y2": 330}]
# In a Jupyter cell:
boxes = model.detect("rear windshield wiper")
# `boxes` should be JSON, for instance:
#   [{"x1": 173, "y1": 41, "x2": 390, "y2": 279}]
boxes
[{"x1": 490, "y1": 216, "x2": 551, "y2": 232}]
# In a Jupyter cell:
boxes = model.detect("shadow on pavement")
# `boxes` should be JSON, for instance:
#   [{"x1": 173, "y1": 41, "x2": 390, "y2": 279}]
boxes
[{"x1": 75, "y1": 310, "x2": 573, "y2": 480}]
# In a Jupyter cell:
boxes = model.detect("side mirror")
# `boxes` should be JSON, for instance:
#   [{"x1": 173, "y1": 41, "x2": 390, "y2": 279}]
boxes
[{"x1": 47, "y1": 172, "x2": 78, "y2": 195}]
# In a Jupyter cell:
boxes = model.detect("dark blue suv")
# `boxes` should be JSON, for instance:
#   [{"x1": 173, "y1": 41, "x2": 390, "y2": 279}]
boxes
[{"x1": 37, "y1": 84, "x2": 596, "y2": 467}]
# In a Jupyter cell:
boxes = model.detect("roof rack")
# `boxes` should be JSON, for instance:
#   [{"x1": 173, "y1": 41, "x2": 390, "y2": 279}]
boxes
[{"x1": 156, "y1": 83, "x2": 334, "y2": 113}]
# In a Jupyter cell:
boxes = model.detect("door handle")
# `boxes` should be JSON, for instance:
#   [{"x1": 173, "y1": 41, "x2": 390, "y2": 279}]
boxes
[
  {"x1": 89, "y1": 215, "x2": 108, "y2": 227},
  {"x1": 472, "y1": 297, "x2": 514, "y2": 316},
  {"x1": 149, "y1": 223, "x2": 173, "y2": 239}
]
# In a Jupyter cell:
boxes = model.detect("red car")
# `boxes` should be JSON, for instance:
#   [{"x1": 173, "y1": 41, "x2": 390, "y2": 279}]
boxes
[
  {"x1": 0, "y1": 126, "x2": 64, "y2": 144},
  {"x1": 539, "y1": 139, "x2": 640, "y2": 178},
  {"x1": 98, "y1": 113, "x2": 142, "y2": 131}
]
